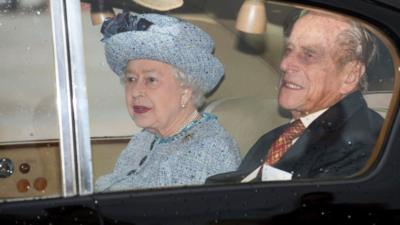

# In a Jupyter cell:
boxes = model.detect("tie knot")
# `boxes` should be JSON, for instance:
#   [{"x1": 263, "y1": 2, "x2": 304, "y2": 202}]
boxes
[{"x1": 282, "y1": 119, "x2": 305, "y2": 140}]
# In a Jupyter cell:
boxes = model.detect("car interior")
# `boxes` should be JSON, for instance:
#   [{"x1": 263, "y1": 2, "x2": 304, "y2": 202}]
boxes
[{"x1": 0, "y1": 0, "x2": 396, "y2": 200}]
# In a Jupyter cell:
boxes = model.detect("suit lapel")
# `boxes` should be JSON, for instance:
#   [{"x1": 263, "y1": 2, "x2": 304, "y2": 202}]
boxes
[
  {"x1": 238, "y1": 125, "x2": 286, "y2": 172},
  {"x1": 274, "y1": 91, "x2": 367, "y2": 177},
  {"x1": 273, "y1": 124, "x2": 325, "y2": 176}
]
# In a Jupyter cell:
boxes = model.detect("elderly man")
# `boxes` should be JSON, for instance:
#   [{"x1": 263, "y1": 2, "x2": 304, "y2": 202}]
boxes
[{"x1": 208, "y1": 11, "x2": 383, "y2": 183}]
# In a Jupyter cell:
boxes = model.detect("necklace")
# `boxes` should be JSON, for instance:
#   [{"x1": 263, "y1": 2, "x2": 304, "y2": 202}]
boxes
[
  {"x1": 155, "y1": 113, "x2": 215, "y2": 145},
  {"x1": 166, "y1": 110, "x2": 200, "y2": 137},
  {"x1": 151, "y1": 110, "x2": 201, "y2": 149}
]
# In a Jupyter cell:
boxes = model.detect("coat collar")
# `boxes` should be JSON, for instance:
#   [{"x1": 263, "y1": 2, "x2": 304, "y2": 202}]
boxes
[
  {"x1": 309, "y1": 91, "x2": 367, "y2": 132},
  {"x1": 274, "y1": 91, "x2": 368, "y2": 174}
]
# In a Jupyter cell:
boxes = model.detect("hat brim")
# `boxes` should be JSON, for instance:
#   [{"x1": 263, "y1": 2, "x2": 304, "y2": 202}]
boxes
[
  {"x1": 133, "y1": 0, "x2": 184, "y2": 11},
  {"x1": 104, "y1": 30, "x2": 224, "y2": 93}
]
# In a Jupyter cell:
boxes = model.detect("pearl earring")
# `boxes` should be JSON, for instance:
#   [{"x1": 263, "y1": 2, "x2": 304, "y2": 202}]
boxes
[{"x1": 181, "y1": 92, "x2": 187, "y2": 108}]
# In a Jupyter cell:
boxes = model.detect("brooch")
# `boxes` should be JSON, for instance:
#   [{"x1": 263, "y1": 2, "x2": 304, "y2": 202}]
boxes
[{"x1": 182, "y1": 133, "x2": 194, "y2": 143}]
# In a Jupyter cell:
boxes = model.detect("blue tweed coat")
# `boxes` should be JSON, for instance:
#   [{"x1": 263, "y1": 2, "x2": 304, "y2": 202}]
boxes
[{"x1": 95, "y1": 113, "x2": 240, "y2": 192}]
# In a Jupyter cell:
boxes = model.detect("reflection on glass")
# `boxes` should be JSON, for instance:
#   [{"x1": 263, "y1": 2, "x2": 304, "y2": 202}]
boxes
[
  {"x1": 86, "y1": 6, "x2": 241, "y2": 192},
  {"x1": 208, "y1": 5, "x2": 395, "y2": 184},
  {"x1": 0, "y1": 3, "x2": 61, "y2": 200},
  {"x1": 85, "y1": 0, "x2": 396, "y2": 193}
]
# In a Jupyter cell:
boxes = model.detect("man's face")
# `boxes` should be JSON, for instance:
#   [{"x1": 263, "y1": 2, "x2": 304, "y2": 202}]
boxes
[{"x1": 279, "y1": 13, "x2": 356, "y2": 118}]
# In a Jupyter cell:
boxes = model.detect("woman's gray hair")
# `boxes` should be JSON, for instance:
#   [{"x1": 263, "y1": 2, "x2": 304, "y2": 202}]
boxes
[{"x1": 172, "y1": 67, "x2": 206, "y2": 109}]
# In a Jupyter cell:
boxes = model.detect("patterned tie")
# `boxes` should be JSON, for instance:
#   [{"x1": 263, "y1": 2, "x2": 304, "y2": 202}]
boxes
[{"x1": 265, "y1": 119, "x2": 305, "y2": 165}]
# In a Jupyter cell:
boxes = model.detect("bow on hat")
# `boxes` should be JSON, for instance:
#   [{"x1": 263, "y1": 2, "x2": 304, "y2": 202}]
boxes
[{"x1": 101, "y1": 11, "x2": 154, "y2": 41}]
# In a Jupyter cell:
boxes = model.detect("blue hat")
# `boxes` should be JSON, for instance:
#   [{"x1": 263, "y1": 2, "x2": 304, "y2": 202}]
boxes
[{"x1": 101, "y1": 12, "x2": 224, "y2": 93}]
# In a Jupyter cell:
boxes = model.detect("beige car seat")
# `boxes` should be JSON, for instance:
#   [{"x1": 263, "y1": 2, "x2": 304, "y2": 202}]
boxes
[
  {"x1": 204, "y1": 92, "x2": 392, "y2": 157},
  {"x1": 204, "y1": 97, "x2": 289, "y2": 157},
  {"x1": 363, "y1": 91, "x2": 392, "y2": 118}
]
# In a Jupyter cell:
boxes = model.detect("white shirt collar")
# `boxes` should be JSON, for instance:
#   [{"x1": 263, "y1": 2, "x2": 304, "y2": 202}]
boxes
[
  {"x1": 296, "y1": 108, "x2": 328, "y2": 128},
  {"x1": 241, "y1": 108, "x2": 330, "y2": 183}
]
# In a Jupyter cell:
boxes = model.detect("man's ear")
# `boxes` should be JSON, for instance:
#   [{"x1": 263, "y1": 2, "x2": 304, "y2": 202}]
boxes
[{"x1": 340, "y1": 61, "x2": 365, "y2": 94}]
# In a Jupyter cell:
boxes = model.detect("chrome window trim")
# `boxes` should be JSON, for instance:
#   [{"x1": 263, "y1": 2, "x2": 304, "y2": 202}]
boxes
[
  {"x1": 65, "y1": 0, "x2": 94, "y2": 195},
  {"x1": 50, "y1": 0, "x2": 77, "y2": 197},
  {"x1": 51, "y1": 0, "x2": 93, "y2": 197}
]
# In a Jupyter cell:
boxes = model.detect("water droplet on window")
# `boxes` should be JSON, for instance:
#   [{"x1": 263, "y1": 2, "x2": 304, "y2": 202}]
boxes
[
  {"x1": 0, "y1": 22, "x2": 2, "y2": 26},
  {"x1": 347, "y1": 215, "x2": 352, "y2": 219},
  {"x1": 94, "y1": 200, "x2": 98, "y2": 204},
  {"x1": 321, "y1": 211, "x2": 325, "y2": 215},
  {"x1": 26, "y1": 46, "x2": 31, "y2": 51},
  {"x1": 36, "y1": 11, "x2": 41, "y2": 15}
]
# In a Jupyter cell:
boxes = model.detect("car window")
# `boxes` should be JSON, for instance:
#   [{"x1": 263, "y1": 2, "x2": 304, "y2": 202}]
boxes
[
  {"x1": 0, "y1": 2, "x2": 62, "y2": 200},
  {"x1": 82, "y1": 1, "x2": 397, "y2": 193}
]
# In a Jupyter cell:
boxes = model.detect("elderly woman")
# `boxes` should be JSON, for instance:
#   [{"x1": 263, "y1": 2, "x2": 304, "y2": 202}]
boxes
[{"x1": 95, "y1": 12, "x2": 241, "y2": 192}]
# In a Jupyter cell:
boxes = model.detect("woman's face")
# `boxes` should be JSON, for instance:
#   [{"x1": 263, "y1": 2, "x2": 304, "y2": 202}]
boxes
[{"x1": 124, "y1": 59, "x2": 192, "y2": 136}]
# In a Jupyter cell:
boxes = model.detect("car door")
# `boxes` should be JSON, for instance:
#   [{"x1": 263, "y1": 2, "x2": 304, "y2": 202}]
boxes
[
  {"x1": 0, "y1": 0, "x2": 101, "y2": 223},
  {"x1": 89, "y1": 0, "x2": 400, "y2": 224},
  {"x1": 0, "y1": 0, "x2": 400, "y2": 224}
]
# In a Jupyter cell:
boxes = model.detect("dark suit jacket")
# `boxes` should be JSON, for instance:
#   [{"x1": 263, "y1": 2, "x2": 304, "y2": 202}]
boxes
[{"x1": 207, "y1": 91, "x2": 383, "y2": 184}]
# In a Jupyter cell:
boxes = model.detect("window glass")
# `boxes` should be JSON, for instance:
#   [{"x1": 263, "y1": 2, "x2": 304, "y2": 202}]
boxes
[
  {"x1": 0, "y1": 2, "x2": 62, "y2": 200},
  {"x1": 80, "y1": 6, "x2": 138, "y2": 181},
  {"x1": 84, "y1": 0, "x2": 397, "y2": 193}
]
